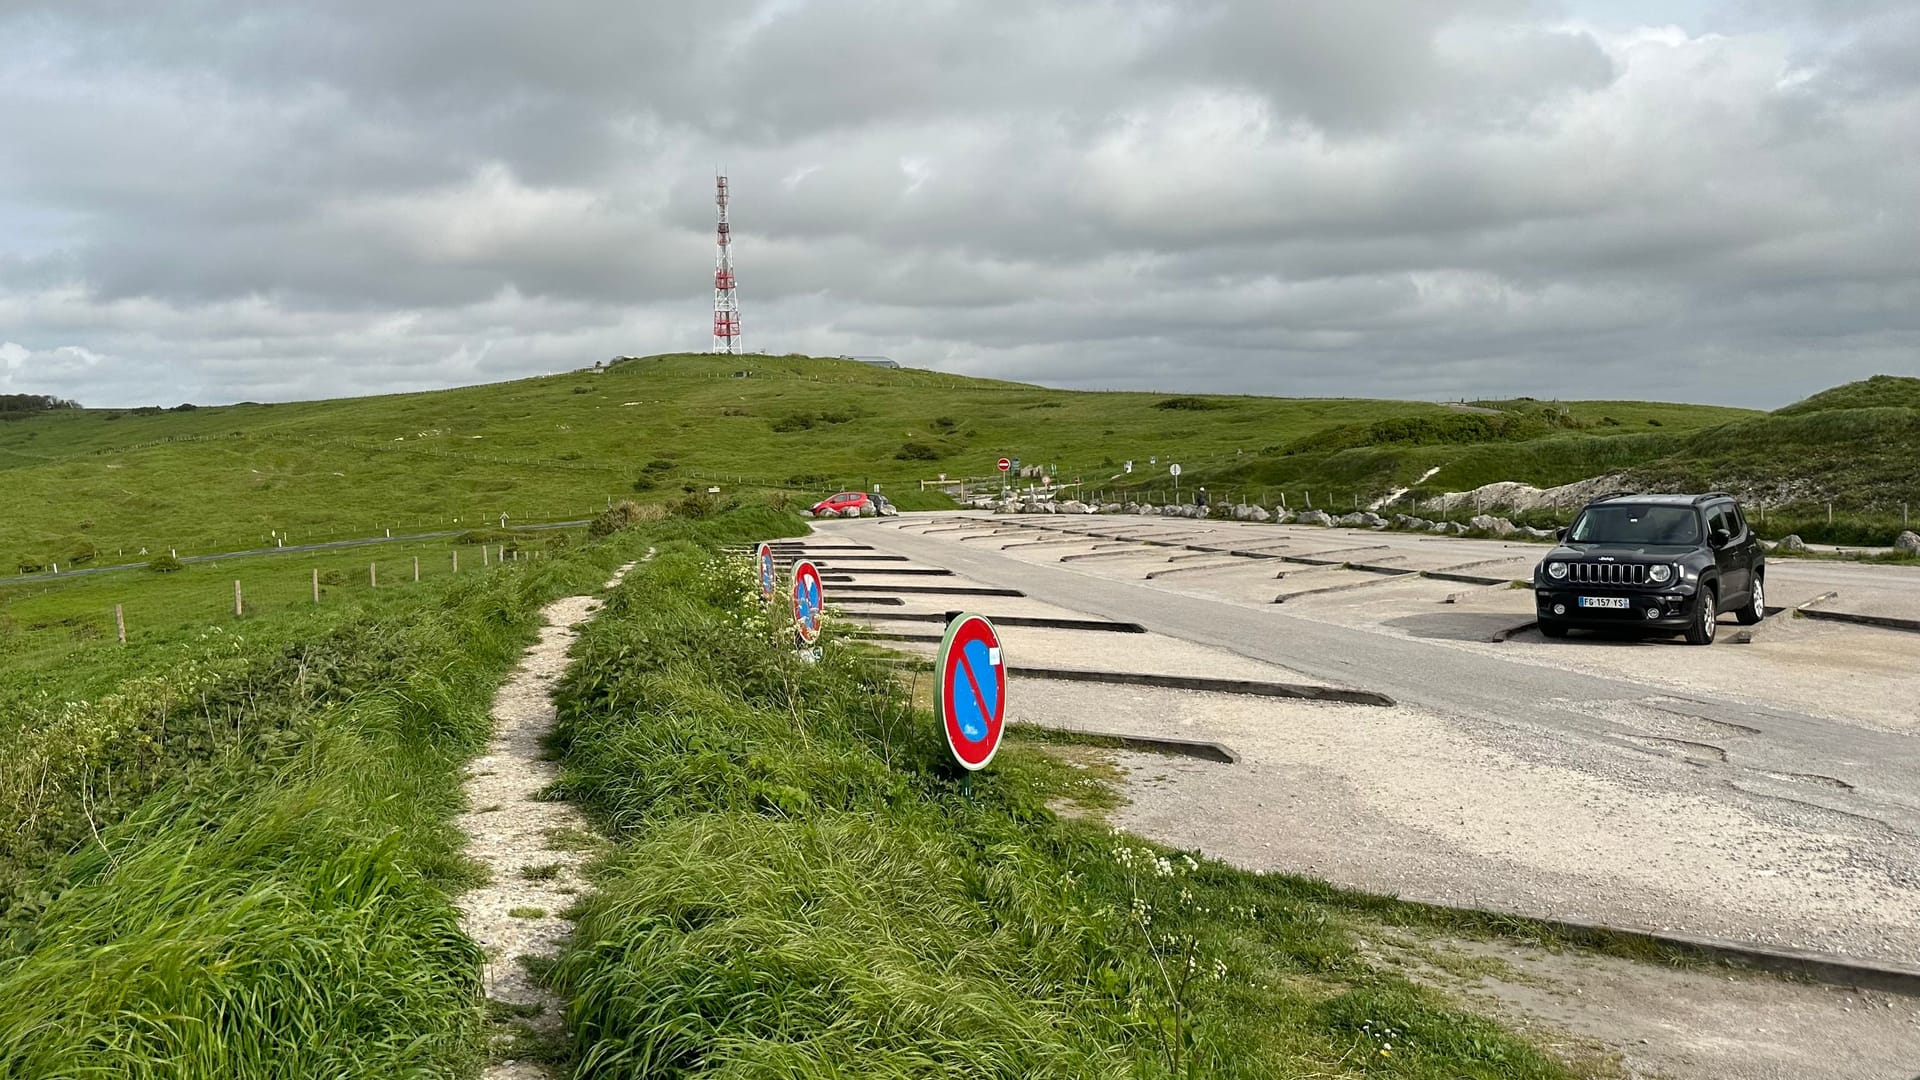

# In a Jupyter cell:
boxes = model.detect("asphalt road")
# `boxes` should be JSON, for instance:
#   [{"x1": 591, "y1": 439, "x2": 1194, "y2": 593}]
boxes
[{"x1": 821, "y1": 512, "x2": 1920, "y2": 970}]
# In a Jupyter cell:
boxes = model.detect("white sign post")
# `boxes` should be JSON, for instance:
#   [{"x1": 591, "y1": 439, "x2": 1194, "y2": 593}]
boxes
[{"x1": 1170, "y1": 462, "x2": 1182, "y2": 502}]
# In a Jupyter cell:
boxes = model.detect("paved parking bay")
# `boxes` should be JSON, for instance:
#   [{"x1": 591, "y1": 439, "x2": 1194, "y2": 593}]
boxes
[{"x1": 815, "y1": 512, "x2": 1920, "y2": 973}]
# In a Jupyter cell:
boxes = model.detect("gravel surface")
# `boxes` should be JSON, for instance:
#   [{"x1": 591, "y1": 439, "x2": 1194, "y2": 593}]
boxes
[
  {"x1": 1374, "y1": 934, "x2": 1920, "y2": 1079},
  {"x1": 457, "y1": 563, "x2": 633, "y2": 1079},
  {"x1": 1010, "y1": 680, "x2": 1920, "y2": 964}
]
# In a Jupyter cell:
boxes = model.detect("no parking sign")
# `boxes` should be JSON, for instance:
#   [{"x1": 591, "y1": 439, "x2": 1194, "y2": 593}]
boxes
[
  {"x1": 756, "y1": 542, "x2": 776, "y2": 602},
  {"x1": 937, "y1": 613, "x2": 1007, "y2": 771},
  {"x1": 791, "y1": 559, "x2": 824, "y2": 645}
]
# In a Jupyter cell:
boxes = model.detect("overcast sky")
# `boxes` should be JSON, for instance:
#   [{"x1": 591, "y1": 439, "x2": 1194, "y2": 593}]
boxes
[{"x1": 1, "y1": 1, "x2": 1915, "y2": 409}]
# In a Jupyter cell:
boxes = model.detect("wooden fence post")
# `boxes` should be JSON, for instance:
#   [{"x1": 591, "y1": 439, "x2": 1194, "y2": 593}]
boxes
[
  {"x1": 234, "y1": 580, "x2": 243, "y2": 617},
  {"x1": 313, "y1": 568, "x2": 320, "y2": 603},
  {"x1": 483, "y1": 547, "x2": 489, "y2": 567},
  {"x1": 115, "y1": 604, "x2": 126, "y2": 645},
  {"x1": 370, "y1": 562, "x2": 377, "y2": 588},
  {"x1": 414, "y1": 556, "x2": 420, "y2": 582},
  {"x1": 452, "y1": 550, "x2": 459, "y2": 574}
]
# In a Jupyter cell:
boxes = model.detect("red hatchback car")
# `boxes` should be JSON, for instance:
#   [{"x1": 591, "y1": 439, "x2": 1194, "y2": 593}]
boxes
[{"x1": 809, "y1": 491, "x2": 897, "y2": 518}]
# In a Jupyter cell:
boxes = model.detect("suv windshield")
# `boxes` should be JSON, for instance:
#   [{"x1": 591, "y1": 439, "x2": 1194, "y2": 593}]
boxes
[{"x1": 1568, "y1": 505, "x2": 1701, "y2": 546}]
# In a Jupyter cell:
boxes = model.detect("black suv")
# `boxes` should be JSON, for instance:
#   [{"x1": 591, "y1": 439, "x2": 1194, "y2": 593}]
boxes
[{"x1": 1533, "y1": 493, "x2": 1765, "y2": 645}]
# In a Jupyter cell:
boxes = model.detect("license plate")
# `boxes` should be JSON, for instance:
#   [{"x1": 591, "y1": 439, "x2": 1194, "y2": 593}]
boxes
[{"x1": 1578, "y1": 596, "x2": 1630, "y2": 609}]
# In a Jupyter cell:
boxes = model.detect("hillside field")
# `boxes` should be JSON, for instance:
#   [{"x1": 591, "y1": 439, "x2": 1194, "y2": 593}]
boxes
[{"x1": 3, "y1": 357, "x2": 1916, "y2": 575}]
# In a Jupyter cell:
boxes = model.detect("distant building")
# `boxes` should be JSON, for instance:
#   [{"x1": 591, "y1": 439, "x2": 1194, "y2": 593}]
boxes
[{"x1": 841, "y1": 354, "x2": 899, "y2": 368}]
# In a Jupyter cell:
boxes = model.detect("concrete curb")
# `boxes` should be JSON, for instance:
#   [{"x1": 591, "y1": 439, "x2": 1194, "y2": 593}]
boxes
[
  {"x1": 1145, "y1": 560, "x2": 1261, "y2": 580},
  {"x1": 1422, "y1": 569, "x2": 1525, "y2": 586},
  {"x1": 814, "y1": 566, "x2": 954, "y2": 576},
  {"x1": 1797, "y1": 607, "x2": 1920, "y2": 635},
  {"x1": 832, "y1": 584, "x2": 1027, "y2": 597},
  {"x1": 1394, "y1": 897, "x2": 1920, "y2": 998},
  {"x1": 830, "y1": 596, "x2": 906, "y2": 606},
  {"x1": 1727, "y1": 592, "x2": 1834, "y2": 644},
  {"x1": 847, "y1": 612, "x2": 1148, "y2": 633},
  {"x1": 1272, "y1": 573, "x2": 1416, "y2": 604},
  {"x1": 1015, "y1": 723, "x2": 1239, "y2": 764},
  {"x1": 874, "y1": 654, "x2": 1393, "y2": 705},
  {"x1": 1011, "y1": 666, "x2": 1395, "y2": 707},
  {"x1": 1488, "y1": 620, "x2": 1539, "y2": 642}
]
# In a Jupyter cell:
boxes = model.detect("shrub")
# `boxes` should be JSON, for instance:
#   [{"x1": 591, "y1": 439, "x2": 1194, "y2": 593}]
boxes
[
  {"x1": 1154, "y1": 396, "x2": 1226, "y2": 411},
  {"x1": 317, "y1": 569, "x2": 348, "y2": 586},
  {"x1": 630, "y1": 477, "x2": 657, "y2": 493},
  {"x1": 669, "y1": 491, "x2": 733, "y2": 520},
  {"x1": 452, "y1": 529, "x2": 513, "y2": 546},
  {"x1": 894, "y1": 441, "x2": 941, "y2": 461},
  {"x1": 589, "y1": 500, "x2": 655, "y2": 538},
  {"x1": 642, "y1": 459, "x2": 676, "y2": 475},
  {"x1": 929, "y1": 416, "x2": 957, "y2": 433},
  {"x1": 147, "y1": 555, "x2": 184, "y2": 573},
  {"x1": 771, "y1": 414, "x2": 815, "y2": 433},
  {"x1": 571, "y1": 385, "x2": 593, "y2": 395}
]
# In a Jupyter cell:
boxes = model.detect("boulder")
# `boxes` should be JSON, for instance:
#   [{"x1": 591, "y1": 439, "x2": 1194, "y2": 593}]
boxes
[
  {"x1": 1449, "y1": 522, "x2": 1471, "y2": 535},
  {"x1": 1246, "y1": 505, "x2": 1272, "y2": 523},
  {"x1": 1469, "y1": 514, "x2": 1517, "y2": 537},
  {"x1": 1358, "y1": 511, "x2": 1387, "y2": 528},
  {"x1": 1896, "y1": 530, "x2": 1920, "y2": 555},
  {"x1": 1334, "y1": 512, "x2": 1369, "y2": 527},
  {"x1": 1296, "y1": 509, "x2": 1334, "y2": 527},
  {"x1": 1776, "y1": 533, "x2": 1808, "y2": 552},
  {"x1": 1101, "y1": 503, "x2": 1124, "y2": 514},
  {"x1": 1059, "y1": 500, "x2": 1089, "y2": 515},
  {"x1": 1272, "y1": 509, "x2": 1295, "y2": 524},
  {"x1": 1429, "y1": 520, "x2": 1450, "y2": 533},
  {"x1": 1521, "y1": 526, "x2": 1558, "y2": 541}
]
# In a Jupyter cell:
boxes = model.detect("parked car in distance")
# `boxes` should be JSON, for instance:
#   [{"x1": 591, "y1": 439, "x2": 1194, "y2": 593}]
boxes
[
  {"x1": 1532, "y1": 492, "x2": 1765, "y2": 645},
  {"x1": 809, "y1": 491, "x2": 897, "y2": 518}
]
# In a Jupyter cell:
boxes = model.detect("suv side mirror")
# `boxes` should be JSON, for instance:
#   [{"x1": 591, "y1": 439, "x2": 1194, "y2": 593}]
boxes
[
  {"x1": 1710, "y1": 527, "x2": 1731, "y2": 548},
  {"x1": 1555, "y1": 527, "x2": 1567, "y2": 540}
]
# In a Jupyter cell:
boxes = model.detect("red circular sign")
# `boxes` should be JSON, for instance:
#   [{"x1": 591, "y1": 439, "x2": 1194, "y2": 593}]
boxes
[
  {"x1": 790, "y1": 559, "x2": 824, "y2": 644},
  {"x1": 997, "y1": 457, "x2": 1011, "y2": 472},
  {"x1": 937, "y1": 614, "x2": 1007, "y2": 770},
  {"x1": 756, "y1": 542, "x2": 776, "y2": 602}
]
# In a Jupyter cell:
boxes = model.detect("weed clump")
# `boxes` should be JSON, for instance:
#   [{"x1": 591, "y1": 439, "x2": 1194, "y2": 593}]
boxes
[{"x1": 146, "y1": 554, "x2": 184, "y2": 573}]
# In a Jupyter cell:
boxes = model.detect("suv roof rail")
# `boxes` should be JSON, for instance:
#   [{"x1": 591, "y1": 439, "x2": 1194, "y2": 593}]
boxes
[
  {"x1": 1698, "y1": 491, "x2": 1733, "y2": 501},
  {"x1": 1589, "y1": 490, "x2": 1642, "y2": 503}
]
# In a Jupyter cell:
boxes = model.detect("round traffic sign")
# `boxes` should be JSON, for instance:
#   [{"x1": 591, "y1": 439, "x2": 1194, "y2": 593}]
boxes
[
  {"x1": 756, "y1": 542, "x2": 776, "y2": 602},
  {"x1": 936, "y1": 613, "x2": 1007, "y2": 771},
  {"x1": 1169, "y1": 463, "x2": 1182, "y2": 477},
  {"x1": 791, "y1": 559, "x2": 824, "y2": 644},
  {"x1": 997, "y1": 457, "x2": 1011, "y2": 472}
]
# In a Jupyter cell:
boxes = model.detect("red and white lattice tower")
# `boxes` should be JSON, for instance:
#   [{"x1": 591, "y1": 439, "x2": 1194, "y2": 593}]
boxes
[{"x1": 711, "y1": 173, "x2": 741, "y2": 354}]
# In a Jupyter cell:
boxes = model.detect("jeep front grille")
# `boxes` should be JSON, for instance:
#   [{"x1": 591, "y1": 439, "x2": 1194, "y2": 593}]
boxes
[{"x1": 1568, "y1": 562, "x2": 1647, "y2": 585}]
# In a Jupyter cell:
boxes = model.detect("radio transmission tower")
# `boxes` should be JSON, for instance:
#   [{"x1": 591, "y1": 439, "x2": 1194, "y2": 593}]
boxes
[{"x1": 711, "y1": 173, "x2": 741, "y2": 354}]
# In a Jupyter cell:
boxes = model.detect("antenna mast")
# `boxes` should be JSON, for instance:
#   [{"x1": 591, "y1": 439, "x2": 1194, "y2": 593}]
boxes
[{"x1": 712, "y1": 174, "x2": 741, "y2": 354}]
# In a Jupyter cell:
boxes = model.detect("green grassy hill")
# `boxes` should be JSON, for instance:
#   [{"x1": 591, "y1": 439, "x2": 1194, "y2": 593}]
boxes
[{"x1": 5, "y1": 356, "x2": 1915, "y2": 572}]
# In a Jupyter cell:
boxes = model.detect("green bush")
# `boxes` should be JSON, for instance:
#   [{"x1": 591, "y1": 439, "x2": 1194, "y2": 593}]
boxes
[
  {"x1": 147, "y1": 555, "x2": 184, "y2": 573},
  {"x1": 894, "y1": 441, "x2": 941, "y2": 461}
]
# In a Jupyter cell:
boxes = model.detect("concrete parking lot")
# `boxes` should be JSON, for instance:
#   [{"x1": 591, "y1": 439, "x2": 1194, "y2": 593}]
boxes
[{"x1": 803, "y1": 513, "x2": 1920, "y2": 968}]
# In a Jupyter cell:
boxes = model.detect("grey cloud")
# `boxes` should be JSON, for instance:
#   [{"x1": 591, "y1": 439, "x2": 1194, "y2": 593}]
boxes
[{"x1": 0, "y1": 0, "x2": 1915, "y2": 410}]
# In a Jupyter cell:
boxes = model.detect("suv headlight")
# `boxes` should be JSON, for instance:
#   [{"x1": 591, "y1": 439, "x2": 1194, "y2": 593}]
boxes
[
  {"x1": 1648, "y1": 564, "x2": 1673, "y2": 584},
  {"x1": 1546, "y1": 562, "x2": 1568, "y2": 580}
]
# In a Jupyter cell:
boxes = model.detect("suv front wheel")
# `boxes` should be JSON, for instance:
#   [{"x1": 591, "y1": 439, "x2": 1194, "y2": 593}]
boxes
[
  {"x1": 1684, "y1": 587, "x2": 1718, "y2": 645},
  {"x1": 1735, "y1": 575, "x2": 1765, "y2": 625}
]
